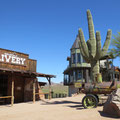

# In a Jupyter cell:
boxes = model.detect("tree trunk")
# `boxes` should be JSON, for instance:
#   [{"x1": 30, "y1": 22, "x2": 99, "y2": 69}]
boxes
[{"x1": 90, "y1": 60, "x2": 99, "y2": 82}]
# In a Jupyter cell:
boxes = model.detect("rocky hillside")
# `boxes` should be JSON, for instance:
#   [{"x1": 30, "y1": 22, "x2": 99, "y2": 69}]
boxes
[{"x1": 42, "y1": 82, "x2": 68, "y2": 95}]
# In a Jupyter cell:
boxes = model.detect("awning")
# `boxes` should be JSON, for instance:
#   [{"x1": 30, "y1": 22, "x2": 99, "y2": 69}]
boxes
[
  {"x1": 0, "y1": 67, "x2": 56, "y2": 78},
  {"x1": 32, "y1": 72, "x2": 56, "y2": 78},
  {"x1": 38, "y1": 82, "x2": 47, "y2": 86}
]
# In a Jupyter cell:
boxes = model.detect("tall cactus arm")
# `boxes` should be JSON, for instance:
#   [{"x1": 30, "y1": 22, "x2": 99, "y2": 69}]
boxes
[
  {"x1": 87, "y1": 39, "x2": 94, "y2": 60},
  {"x1": 95, "y1": 31, "x2": 102, "y2": 59},
  {"x1": 101, "y1": 29, "x2": 112, "y2": 57},
  {"x1": 78, "y1": 40, "x2": 90, "y2": 63},
  {"x1": 79, "y1": 29, "x2": 89, "y2": 58},
  {"x1": 87, "y1": 10, "x2": 95, "y2": 40},
  {"x1": 87, "y1": 10, "x2": 96, "y2": 58},
  {"x1": 86, "y1": 39, "x2": 91, "y2": 53}
]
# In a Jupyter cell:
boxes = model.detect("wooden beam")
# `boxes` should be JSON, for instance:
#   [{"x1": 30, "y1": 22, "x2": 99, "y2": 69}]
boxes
[
  {"x1": 46, "y1": 77, "x2": 52, "y2": 100},
  {"x1": 35, "y1": 93, "x2": 48, "y2": 95},
  {"x1": 33, "y1": 79, "x2": 36, "y2": 103},
  {"x1": 0, "y1": 96, "x2": 12, "y2": 99},
  {"x1": 119, "y1": 72, "x2": 120, "y2": 81},
  {"x1": 11, "y1": 76, "x2": 14, "y2": 106},
  {"x1": 48, "y1": 77, "x2": 51, "y2": 100},
  {"x1": 49, "y1": 83, "x2": 51, "y2": 100}
]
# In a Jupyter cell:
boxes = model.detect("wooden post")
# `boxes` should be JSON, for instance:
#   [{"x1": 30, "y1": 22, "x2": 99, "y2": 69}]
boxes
[
  {"x1": 49, "y1": 84, "x2": 51, "y2": 100},
  {"x1": 11, "y1": 76, "x2": 14, "y2": 106},
  {"x1": 81, "y1": 69, "x2": 83, "y2": 82},
  {"x1": 119, "y1": 72, "x2": 120, "y2": 81},
  {"x1": 47, "y1": 77, "x2": 51, "y2": 100},
  {"x1": 33, "y1": 79, "x2": 36, "y2": 103},
  {"x1": 85, "y1": 69, "x2": 89, "y2": 83}
]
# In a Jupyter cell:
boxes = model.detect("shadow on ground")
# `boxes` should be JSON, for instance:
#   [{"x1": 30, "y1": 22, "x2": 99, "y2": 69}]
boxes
[{"x1": 41, "y1": 100, "x2": 84, "y2": 110}]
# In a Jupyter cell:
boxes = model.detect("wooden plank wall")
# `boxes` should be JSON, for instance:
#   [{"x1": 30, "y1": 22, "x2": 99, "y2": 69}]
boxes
[
  {"x1": 0, "y1": 49, "x2": 36, "y2": 72},
  {"x1": 28, "y1": 59, "x2": 36, "y2": 72}
]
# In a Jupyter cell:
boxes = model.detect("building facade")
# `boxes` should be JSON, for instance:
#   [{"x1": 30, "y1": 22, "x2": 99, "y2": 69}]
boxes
[
  {"x1": 63, "y1": 35, "x2": 120, "y2": 97},
  {"x1": 63, "y1": 36, "x2": 91, "y2": 96},
  {"x1": 0, "y1": 48, "x2": 55, "y2": 105}
]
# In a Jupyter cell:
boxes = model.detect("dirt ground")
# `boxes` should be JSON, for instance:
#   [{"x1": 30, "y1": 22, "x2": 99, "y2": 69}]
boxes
[{"x1": 0, "y1": 94, "x2": 118, "y2": 120}]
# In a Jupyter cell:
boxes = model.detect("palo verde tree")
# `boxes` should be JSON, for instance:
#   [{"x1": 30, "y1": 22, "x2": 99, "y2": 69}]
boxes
[
  {"x1": 110, "y1": 32, "x2": 120, "y2": 58},
  {"x1": 78, "y1": 10, "x2": 112, "y2": 82}
]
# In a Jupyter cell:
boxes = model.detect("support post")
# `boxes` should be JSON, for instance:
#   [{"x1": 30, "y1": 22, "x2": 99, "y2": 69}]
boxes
[
  {"x1": 11, "y1": 76, "x2": 14, "y2": 106},
  {"x1": 81, "y1": 69, "x2": 83, "y2": 82},
  {"x1": 33, "y1": 78, "x2": 36, "y2": 103},
  {"x1": 47, "y1": 77, "x2": 51, "y2": 100},
  {"x1": 119, "y1": 72, "x2": 120, "y2": 81},
  {"x1": 85, "y1": 69, "x2": 89, "y2": 83}
]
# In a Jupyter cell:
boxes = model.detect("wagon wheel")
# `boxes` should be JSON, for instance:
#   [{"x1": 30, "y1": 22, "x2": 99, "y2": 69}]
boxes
[{"x1": 82, "y1": 94, "x2": 98, "y2": 109}]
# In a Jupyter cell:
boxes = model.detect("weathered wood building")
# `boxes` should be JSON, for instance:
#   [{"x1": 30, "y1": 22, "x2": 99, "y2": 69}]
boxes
[{"x1": 0, "y1": 48, "x2": 55, "y2": 105}]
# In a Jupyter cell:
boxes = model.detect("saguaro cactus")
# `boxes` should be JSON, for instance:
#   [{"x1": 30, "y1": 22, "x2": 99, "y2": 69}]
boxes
[{"x1": 78, "y1": 10, "x2": 112, "y2": 82}]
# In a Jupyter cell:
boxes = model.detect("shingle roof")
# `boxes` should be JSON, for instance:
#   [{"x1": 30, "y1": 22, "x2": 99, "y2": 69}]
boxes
[{"x1": 71, "y1": 35, "x2": 80, "y2": 49}]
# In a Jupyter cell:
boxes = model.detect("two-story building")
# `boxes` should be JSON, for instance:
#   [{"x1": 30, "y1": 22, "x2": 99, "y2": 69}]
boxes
[
  {"x1": 63, "y1": 35, "x2": 91, "y2": 96},
  {"x1": 63, "y1": 35, "x2": 120, "y2": 97}
]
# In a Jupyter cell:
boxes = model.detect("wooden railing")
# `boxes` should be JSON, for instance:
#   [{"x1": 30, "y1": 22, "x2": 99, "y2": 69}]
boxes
[
  {"x1": 35, "y1": 92, "x2": 51, "y2": 99},
  {"x1": 0, "y1": 96, "x2": 12, "y2": 106},
  {"x1": 35, "y1": 93, "x2": 49, "y2": 95},
  {"x1": 0, "y1": 96, "x2": 12, "y2": 99}
]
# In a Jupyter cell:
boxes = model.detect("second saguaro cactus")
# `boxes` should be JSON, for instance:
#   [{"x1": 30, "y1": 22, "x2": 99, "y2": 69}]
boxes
[{"x1": 78, "y1": 10, "x2": 112, "y2": 82}]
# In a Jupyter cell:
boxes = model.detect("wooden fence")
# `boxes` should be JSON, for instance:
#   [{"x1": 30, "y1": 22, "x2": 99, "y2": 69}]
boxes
[
  {"x1": 0, "y1": 96, "x2": 12, "y2": 105},
  {"x1": 44, "y1": 93, "x2": 67, "y2": 99}
]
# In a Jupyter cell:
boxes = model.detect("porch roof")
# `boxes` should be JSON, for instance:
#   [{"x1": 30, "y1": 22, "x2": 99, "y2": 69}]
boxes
[
  {"x1": 0, "y1": 67, "x2": 56, "y2": 78},
  {"x1": 38, "y1": 82, "x2": 47, "y2": 86},
  {"x1": 33, "y1": 72, "x2": 56, "y2": 78}
]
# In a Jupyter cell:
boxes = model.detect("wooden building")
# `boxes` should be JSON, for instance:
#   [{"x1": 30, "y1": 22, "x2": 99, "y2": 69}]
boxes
[
  {"x1": 63, "y1": 35, "x2": 91, "y2": 96},
  {"x1": 0, "y1": 48, "x2": 55, "y2": 105}
]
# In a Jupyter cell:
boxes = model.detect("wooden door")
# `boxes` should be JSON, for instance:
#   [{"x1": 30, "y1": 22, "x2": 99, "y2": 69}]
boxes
[{"x1": 14, "y1": 76, "x2": 24, "y2": 103}]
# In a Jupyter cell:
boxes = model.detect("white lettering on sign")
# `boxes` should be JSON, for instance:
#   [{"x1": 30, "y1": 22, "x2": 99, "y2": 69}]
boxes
[{"x1": 0, "y1": 53, "x2": 26, "y2": 65}]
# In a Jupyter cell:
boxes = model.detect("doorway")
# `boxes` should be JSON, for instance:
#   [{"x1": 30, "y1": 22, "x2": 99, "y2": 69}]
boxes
[
  {"x1": 14, "y1": 76, "x2": 24, "y2": 103},
  {"x1": 0, "y1": 74, "x2": 8, "y2": 104}
]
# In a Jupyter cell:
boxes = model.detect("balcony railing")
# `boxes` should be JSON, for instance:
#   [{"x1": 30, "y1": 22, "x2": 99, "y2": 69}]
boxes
[
  {"x1": 64, "y1": 78, "x2": 73, "y2": 85},
  {"x1": 64, "y1": 78, "x2": 81, "y2": 86},
  {"x1": 64, "y1": 77, "x2": 86, "y2": 86}
]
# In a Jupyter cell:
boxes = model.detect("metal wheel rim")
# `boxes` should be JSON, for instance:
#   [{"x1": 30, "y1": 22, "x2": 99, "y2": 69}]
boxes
[{"x1": 83, "y1": 96, "x2": 96, "y2": 108}]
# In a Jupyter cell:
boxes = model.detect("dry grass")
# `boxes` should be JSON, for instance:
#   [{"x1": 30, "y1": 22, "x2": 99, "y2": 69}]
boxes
[{"x1": 42, "y1": 84, "x2": 68, "y2": 95}]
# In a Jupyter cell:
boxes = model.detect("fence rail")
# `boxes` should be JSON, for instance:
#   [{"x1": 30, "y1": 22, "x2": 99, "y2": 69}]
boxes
[
  {"x1": 35, "y1": 93, "x2": 49, "y2": 95},
  {"x1": 44, "y1": 93, "x2": 67, "y2": 99},
  {"x1": 0, "y1": 96, "x2": 12, "y2": 106},
  {"x1": 0, "y1": 96, "x2": 12, "y2": 99}
]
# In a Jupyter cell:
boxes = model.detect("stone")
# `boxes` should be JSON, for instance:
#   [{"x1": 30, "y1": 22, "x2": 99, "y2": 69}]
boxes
[{"x1": 103, "y1": 88, "x2": 120, "y2": 118}]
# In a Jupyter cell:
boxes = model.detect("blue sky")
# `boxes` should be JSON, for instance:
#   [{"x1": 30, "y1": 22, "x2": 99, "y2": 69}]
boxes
[{"x1": 0, "y1": 0, "x2": 120, "y2": 83}]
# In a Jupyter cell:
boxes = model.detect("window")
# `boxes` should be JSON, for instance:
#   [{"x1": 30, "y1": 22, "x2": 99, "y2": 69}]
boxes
[
  {"x1": 83, "y1": 58, "x2": 86, "y2": 63},
  {"x1": 72, "y1": 54, "x2": 75, "y2": 64},
  {"x1": 78, "y1": 70, "x2": 82, "y2": 79},
  {"x1": 73, "y1": 71, "x2": 76, "y2": 81},
  {"x1": 77, "y1": 53, "x2": 81, "y2": 63},
  {"x1": 81, "y1": 55, "x2": 86, "y2": 63}
]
